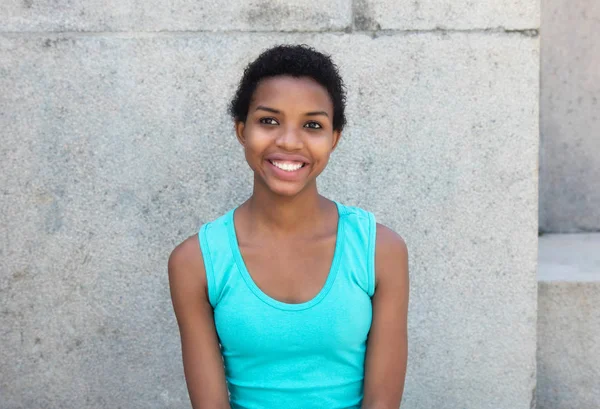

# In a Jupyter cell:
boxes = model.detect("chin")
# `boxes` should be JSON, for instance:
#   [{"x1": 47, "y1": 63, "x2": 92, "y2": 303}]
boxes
[{"x1": 265, "y1": 180, "x2": 307, "y2": 198}]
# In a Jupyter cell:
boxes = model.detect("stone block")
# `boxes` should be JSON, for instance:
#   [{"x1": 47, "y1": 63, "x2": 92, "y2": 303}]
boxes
[
  {"x1": 539, "y1": 0, "x2": 600, "y2": 233},
  {"x1": 0, "y1": 32, "x2": 538, "y2": 408},
  {"x1": 537, "y1": 282, "x2": 600, "y2": 408},
  {"x1": 353, "y1": 0, "x2": 539, "y2": 30},
  {"x1": 0, "y1": 0, "x2": 352, "y2": 32},
  {"x1": 538, "y1": 234, "x2": 600, "y2": 408}
]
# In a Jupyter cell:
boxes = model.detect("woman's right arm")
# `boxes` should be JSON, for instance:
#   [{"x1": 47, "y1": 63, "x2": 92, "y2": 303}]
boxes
[{"x1": 168, "y1": 235, "x2": 231, "y2": 409}]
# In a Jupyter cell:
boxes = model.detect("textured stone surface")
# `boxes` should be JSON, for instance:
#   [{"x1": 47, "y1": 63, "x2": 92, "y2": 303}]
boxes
[
  {"x1": 538, "y1": 235, "x2": 600, "y2": 408},
  {"x1": 538, "y1": 283, "x2": 600, "y2": 408},
  {"x1": 539, "y1": 0, "x2": 600, "y2": 233},
  {"x1": 353, "y1": 0, "x2": 539, "y2": 30},
  {"x1": 0, "y1": 0, "x2": 352, "y2": 32},
  {"x1": 0, "y1": 32, "x2": 538, "y2": 408}
]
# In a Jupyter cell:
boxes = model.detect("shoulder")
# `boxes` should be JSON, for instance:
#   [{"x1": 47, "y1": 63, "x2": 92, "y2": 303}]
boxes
[
  {"x1": 168, "y1": 233, "x2": 208, "y2": 301},
  {"x1": 374, "y1": 223, "x2": 409, "y2": 288},
  {"x1": 375, "y1": 223, "x2": 408, "y2": 255},
  {"x1": 168, "y1": 209, "x2": 233, "y2": 278},
  {"x1": 168, "y1": 233, "x2": 204, "y2": 273}
]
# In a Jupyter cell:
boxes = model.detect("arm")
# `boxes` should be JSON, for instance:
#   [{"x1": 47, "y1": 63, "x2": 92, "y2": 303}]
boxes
[
  {"x1": 362, "y1": 224, "x2": 409, "y2": 409},
  {"x1": 168, "y1": 235, "x2": 231, "y2": 409}
]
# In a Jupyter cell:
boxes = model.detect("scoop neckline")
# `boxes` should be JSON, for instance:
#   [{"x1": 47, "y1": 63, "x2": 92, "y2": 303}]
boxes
[{"x1": 226, "y1": 201, "x2": 345, "y2": 311}]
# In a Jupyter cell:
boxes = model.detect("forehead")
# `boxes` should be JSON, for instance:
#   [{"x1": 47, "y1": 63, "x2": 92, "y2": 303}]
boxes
[{"x1": 250, "y1": 76, "x2": 333, "y2": 111}]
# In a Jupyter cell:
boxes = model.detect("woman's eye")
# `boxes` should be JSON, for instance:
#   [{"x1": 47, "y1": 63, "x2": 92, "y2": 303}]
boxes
[
  {"x1": 304, "y1": 122, "x2": 322, "y2": 129},
  {"x1": 259, "y1": 117, "x2": 279, "y2": 126}
]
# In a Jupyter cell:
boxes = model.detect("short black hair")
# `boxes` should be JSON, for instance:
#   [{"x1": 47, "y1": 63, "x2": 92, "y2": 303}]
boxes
[{"x1": 229, "y1": 44, "x2": 347, "y2": 131}]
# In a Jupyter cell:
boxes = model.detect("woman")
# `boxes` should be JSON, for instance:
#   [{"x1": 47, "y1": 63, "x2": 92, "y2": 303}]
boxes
[{"x1": 168, "y1": 44, "x2": 409, "y2": 409}]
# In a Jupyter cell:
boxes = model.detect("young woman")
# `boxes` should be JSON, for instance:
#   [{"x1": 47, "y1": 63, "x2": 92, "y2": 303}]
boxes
[{"x1": 168, "y1": 44, "x2": 409, "y2": 409}]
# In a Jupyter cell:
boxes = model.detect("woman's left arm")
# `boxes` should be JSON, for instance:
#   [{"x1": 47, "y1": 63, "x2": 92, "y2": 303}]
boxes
[{"x1": 362, "y1": 223, "x2": 410, "y2": 409}]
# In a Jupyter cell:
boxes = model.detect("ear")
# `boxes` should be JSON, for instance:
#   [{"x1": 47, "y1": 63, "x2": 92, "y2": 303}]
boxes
[
  {"x1": 235, "y1": 120, "x2": 246, "y2": 146},
  {"x1": 330, "y1": 129, "x2": 342, "y2": 152}
]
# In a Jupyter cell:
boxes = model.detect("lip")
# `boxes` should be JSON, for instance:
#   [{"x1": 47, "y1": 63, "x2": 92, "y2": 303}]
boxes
[
  {"x1": 265, "y1": 153, "x2": 310, "y2": 165},
  {"x1": 264, "y1": 158, "x2": 309, "y2": 182}
]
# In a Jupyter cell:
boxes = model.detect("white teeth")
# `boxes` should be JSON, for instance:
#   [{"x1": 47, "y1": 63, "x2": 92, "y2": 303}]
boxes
[{"x1": 271, "y1": 160, "x2": 304, "y2": 172}]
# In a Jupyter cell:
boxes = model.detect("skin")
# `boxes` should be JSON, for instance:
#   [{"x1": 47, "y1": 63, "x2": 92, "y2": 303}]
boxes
[{"x1": 168, "y1": 75, "x2": 409, "y2": 409}]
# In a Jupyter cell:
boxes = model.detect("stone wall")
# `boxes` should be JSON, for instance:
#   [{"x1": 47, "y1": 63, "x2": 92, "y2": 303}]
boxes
[
  {"x1": 536, "y1": 2, "x2": 600, "y2": 407},
  {"x1": 539, "y1": 0, "x2": 600, "y2": 233},
  {"x1": 0, "y1": 1, "x2": 540, "y2": 408}
]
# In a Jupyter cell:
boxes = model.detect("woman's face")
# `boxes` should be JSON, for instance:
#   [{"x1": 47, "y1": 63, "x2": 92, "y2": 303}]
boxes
[{"x1": 235, "y1": 75, "x2": 341, "y2": 197}]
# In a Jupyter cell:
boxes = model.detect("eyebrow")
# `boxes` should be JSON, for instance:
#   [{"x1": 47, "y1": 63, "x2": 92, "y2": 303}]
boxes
[
  {"x1": 305, "y1": 111, "x2": 329, "y2": 118},
  {"x1": 255, "y1": 105, "x2": 329, "y2": 118},
  {"x1": 255, "y1": 105, "x2": 280, "y2": 114}
]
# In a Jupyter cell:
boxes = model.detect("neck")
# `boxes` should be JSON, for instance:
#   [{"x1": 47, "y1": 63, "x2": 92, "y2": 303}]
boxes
[{"x1": 243, "y1": 178, "x2": 328, "y2": 235}]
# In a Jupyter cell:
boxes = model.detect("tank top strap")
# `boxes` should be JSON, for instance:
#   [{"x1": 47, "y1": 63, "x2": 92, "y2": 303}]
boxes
[
  {"x1": 198, "y1": 209, "x2": 237, "y2": 308},
  {"x1": 336, "y1": 202, "x2": 377, "y2": 297}
]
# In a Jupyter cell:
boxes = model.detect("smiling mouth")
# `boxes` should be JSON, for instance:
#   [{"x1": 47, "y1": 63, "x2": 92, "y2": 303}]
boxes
[{"x1": 267, "y1": 159, "x2": 307, "y2": 172}]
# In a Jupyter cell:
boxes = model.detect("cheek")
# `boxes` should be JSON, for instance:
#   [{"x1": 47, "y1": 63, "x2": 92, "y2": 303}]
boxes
[
  {"x1": 310, "y1": 139, "x2": 335, "y2": 163},
  {"x1": 243, "y1": 130, "x2": 271, "y2": 162}
]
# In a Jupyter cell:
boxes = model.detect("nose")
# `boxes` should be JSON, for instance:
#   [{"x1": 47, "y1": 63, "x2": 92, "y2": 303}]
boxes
[{"x1": 275, "y1": 125, "x2": 303, "y2": 151}]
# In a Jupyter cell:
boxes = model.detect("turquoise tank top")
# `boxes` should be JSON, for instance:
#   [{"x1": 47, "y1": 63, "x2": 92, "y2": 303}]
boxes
[{"x1": 198, "y1": 202, "x2": 376, "y2": 409}]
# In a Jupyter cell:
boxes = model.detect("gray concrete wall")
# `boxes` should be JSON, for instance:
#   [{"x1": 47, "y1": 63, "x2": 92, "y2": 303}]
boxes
[
  {"x1": 539, "y1": 0, "x2": 600, "y2": 233},
  {"x1": 537, "y1": 234, "x2": 600, "y2": 408},
  {"x1": 0, "y1": 2, "x2": 539, "y2": 408}
]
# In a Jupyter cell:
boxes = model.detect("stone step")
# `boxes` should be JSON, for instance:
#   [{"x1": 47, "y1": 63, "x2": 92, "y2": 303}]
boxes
[{"x1": 537, "y1": 233, "x2": 600, "y2": 408}]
